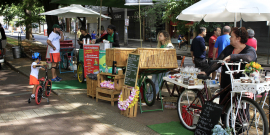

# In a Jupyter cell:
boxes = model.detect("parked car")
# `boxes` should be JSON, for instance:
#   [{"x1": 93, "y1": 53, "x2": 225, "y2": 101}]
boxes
[{"x1": 0, "y1": 40, "x2": 4, "y2": 69}]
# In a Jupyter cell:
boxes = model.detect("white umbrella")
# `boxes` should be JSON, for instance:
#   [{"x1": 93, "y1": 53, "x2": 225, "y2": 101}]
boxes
[
  {"x1": 40, "y1": 4, "x2": 111, "y2": 19},
  {"x1": 176, "y1": 0, "x2": 270, "y2": 26},
  {"x1": 40, "y1": 4, "x2": 111, "y2": 51}
]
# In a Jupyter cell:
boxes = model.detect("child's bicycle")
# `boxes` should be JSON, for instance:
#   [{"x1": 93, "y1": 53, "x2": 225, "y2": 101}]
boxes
[{"x1": 28, "y1": 65, "x2": 52, "y2": 105}]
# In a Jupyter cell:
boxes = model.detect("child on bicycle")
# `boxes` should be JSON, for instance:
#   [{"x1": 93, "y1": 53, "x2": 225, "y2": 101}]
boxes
[{"x1": 30, "y1": 52, "x2": 45, "y2": 99}]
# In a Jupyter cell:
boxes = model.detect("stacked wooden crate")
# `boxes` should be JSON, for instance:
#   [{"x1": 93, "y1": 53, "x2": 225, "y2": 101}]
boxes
[{"x1": 96, "y1": 73, "x2": 124, "y2": 106}]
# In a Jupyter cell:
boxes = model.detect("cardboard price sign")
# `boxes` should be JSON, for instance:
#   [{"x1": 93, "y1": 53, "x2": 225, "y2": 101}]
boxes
[{"x1": 83, "y1": 45, "x2": 100, "y2": 78}]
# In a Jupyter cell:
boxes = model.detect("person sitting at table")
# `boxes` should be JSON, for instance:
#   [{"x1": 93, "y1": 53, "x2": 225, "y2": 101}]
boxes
[
  {"x1": 77, "y1": 27, "x2": 91, "y2": 49},
  {"x1": 96, "y1": 25, "x2": 120, "y2": 47},
  {"x1": 152, "y1": 30, "x2": 174, "y2": 99}
]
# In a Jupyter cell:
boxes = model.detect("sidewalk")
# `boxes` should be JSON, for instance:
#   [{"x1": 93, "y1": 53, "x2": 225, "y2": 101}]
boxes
[{"x1": 3, "y1": 46, "x2": 170, "y2": 134}]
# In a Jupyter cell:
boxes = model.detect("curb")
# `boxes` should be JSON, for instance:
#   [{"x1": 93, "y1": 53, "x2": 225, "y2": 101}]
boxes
[{"x1": 4, "y1": 59, "x2": 29, "y2": 78}]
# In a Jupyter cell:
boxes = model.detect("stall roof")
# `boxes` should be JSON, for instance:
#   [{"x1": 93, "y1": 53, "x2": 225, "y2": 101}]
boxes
[{"x1": 40, "y1": 4, "x2": 111, "y2": 19}]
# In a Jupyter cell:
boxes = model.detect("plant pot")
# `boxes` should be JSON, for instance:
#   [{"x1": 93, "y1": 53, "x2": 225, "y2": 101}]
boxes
[{"x1": 250, "y1": 71, "x2": 260, "y2": 80}]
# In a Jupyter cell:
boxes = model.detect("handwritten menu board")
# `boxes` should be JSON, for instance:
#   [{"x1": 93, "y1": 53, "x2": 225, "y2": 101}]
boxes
[
  {"x1": 194, "y1": 102, "x2": 223, "y2": 135},
  {"x1": 124, "y1": 53, "x2": 140, "y2": 87},
  {"x1": 83, "y1": 45, "x2": 100, "y2": 78}
]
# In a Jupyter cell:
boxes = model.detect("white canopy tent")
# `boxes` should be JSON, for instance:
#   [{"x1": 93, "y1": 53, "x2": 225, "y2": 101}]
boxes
[
  {"x1": 176, "y1": 0, "x2": 270, "y2": 27},
  {"x1": 40, "y1": 4, "x2": 111, "y2": 52},
  {"x1": 40, "y1": 4, "x2": 111, "y2": 19}
]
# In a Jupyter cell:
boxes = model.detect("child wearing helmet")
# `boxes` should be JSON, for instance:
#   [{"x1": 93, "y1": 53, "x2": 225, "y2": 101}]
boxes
[{"x1": 30, "y1": 52, "x2": 45, "y2": 99}]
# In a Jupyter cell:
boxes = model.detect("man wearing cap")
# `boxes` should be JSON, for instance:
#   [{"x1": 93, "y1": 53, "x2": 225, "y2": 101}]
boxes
[
  {"x1": 47, "y1": 24, "x2": 64, "y2": 82},
  {"x1": 246, "y1": 29, "x2": 257, "y2": 51}
]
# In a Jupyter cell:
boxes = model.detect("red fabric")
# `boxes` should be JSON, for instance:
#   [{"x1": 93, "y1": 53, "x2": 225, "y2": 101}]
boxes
[
  {"x1": 246, "y1": 38, "x2": 257, "y2": 50},
  {"x1": 101, "y1": 31, "x2": 108, "y2": 38},
  {"x1": 29, "y1": 75, "x2": 39, "y2": 85},
  {"x1": 182, "y1": 105, "x2": 193, "y2": 126},
  {"x1": 208, "y1": 35, "x2": 218, "y2": 58}
]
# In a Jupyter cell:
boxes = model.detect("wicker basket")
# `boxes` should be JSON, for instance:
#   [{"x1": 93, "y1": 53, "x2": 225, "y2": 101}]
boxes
[
  {"x1": 134, "y1": 48, "x2": 178, "y2": 69},
  {"x1": 106, "y1": 48, "x2": 136, "y2": 67}
]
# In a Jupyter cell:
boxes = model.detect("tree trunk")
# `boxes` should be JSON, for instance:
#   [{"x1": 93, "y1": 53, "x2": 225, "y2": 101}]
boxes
[
  {"x1": 39, "y1": 21, "x2": 41, "y2": 33},
  {"x1": 43, "y1": 0, "x2": 59, "y2": 37},
  {"x1": 77, "y1": 17, "x2": 86, "y2": 28},
  {"x1": 24, "y1": 8, "x2": 32, "y2": 40}
]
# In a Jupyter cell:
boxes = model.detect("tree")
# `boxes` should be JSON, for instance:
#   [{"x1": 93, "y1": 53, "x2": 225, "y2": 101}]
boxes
[
  {"x1": 43, "y1": 0, "x2": 60, "y2": 37},
  {"x1": 0, "y1": 5, "x2": 18, "y2": 29}
]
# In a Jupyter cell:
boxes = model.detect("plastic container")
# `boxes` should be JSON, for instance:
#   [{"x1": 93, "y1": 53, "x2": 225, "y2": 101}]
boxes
[{"x1": 265, "y1": 76, "x2": 270, "y2": 83}]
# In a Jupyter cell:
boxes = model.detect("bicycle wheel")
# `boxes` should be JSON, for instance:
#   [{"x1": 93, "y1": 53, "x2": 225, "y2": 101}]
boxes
[
  {"x1": 45, "y1": 80, "x2": 52, "y2": 97},
  {"x1": 77, "y1": 62, "x2": 84, "y2": 83},
  {"x1": 177, "y1": 89, "x2": 203, "y2": 131},
  {"x1": 143, "y1": 79, "x2": 156, "y2": 106},
  {"x1": 35, "y1": 86, "x2": 43, "y2": 105},
  {"x1": 224, "y1": 97, "x2": 268, "y2": 135},
  {"x1": 182, "y1": 44, "x2": 188, "y2": 51},
  {"x1": 62, "y1": 55, "x2": 68, "y2": 69}
]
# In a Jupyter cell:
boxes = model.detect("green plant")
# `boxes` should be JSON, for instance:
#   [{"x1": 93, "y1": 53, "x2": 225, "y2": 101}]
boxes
[{"x1": 244, "y1": 61, "x2": 263, "y2": 74}]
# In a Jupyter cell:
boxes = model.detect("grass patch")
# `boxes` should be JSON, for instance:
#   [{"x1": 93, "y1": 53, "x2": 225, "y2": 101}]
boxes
[{"x1": 7, "y1": 37, "x2": 18, "y2": 45}]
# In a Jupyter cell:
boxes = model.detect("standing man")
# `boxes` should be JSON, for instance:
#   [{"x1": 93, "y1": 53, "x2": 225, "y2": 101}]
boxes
[
  {"x1": 77, "y1": 27, "x2": 91, "y2": 49},
  {"x1": 190, "y1": 27, "x2": 209, "y2": 71},
  {"x1": 213, "y1": 26, "x2": 231, "y2": 60},
  {"x1": 246, "y1": 29, "x2": 257, "y2": 51},
  {"x1": 0, "y1": 23, "x2": 7, "y2": 57},
  {"x1": 208, "y1": 27, "x2": 221, "y2": 79},
  {"x1": 91, "y1": 31, "x2": 96, "y2": 40},
  {"x1": 47, "y1": 24, "x2": 64, "y2": 82}
]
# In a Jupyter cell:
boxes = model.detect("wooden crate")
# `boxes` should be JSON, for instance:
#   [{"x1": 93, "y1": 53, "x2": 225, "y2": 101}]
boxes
[
  {"x1": 97, "y1": 73, "x2": 124, "y2": 90},
  {"x1": 86, "y1": 76, "x2": 98, "y2": 98},
  {"x1": 134, "y1": 48, "x2": 178, "y2": 69},
  {"x1": 120, "y1": 86, "x2": 138, "y2": 117},
  {"x1": 96, "y1": 87, "x2": 121, "y2": 106},
  {"x1": 106, "y1": 48, "x2": 136, "y2": 67}
]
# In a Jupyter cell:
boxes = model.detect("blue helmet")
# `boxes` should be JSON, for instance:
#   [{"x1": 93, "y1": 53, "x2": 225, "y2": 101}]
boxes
[{"x1": 32, "y1": 52, "x2": 41, "y2": 60}]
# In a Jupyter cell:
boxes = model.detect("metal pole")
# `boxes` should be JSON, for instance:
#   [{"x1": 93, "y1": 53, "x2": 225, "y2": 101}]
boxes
[
  {"x1": 124, "y1": 8, "x2": 128, "y2": 46},
  {"x1": 139, "y1": 0, "x2": 142, "y2": 47},
  {"x1": 240, "y1": 19, "x2": 242, "y2": 27},
  {"x1": 99, "y1": 0, "x2": 102, "y2": 39},
  {"x1": 234, "y1": 13, "x2": 237, "y2": 27},
  {"x1": 267, "y1": 25, "x2": 270, "y2": 64}
]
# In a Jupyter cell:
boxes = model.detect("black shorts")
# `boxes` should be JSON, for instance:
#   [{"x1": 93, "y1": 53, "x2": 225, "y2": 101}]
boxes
[{"x1": 194, "y1": 58, "x2": 209, "y2": 72}]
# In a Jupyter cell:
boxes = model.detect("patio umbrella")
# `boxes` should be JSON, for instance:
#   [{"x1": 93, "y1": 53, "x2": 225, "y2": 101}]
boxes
[
  {"x1": 40, "y1": 4, "x2": 111, "y2": 49},
  {"x1": 176, "y1": 0, "x2": 270, "y2": 27}
]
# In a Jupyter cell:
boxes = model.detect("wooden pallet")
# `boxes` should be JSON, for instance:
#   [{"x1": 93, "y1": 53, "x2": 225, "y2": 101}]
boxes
[
  {"x1": 96, "y1": 87, "x2": 121, "y2": 106},
  {"x1": 120, "y1": 86, "x2": 138, "y2": 117},
  {"x1": 97, "y1": 73, "x2": 124, "y2": 90},
  {"x1": 86, "y1": 76, "x2": 98, "y2": 98}
]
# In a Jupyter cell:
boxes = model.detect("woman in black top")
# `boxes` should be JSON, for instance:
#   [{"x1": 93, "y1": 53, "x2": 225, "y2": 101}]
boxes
[
  {"x1": 96, "y1": 25, "x2": 120, "y2": 47},
  {"x1": 199, "y1": 27, "x2": 256, "y2": 132}
]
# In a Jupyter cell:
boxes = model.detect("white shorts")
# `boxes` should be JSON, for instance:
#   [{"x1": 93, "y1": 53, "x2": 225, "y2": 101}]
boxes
[{"x1": 1, "y1": 39, "x2": 6, "y2": 48}]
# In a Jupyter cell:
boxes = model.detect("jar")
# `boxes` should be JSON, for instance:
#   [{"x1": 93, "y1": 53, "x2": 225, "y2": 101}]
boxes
[
  {"x1": 265, "y1": 76, "x2": 270, "y2": 83},
  {"x1": 189, "y1": 78, "x2": 195, "y2": 86},
  {"x1": 183, "y1": 77, "x2": 189, "y2": 85},
  {"x1": 240, "y1": 77, "x2": 249, "y2": 83}
]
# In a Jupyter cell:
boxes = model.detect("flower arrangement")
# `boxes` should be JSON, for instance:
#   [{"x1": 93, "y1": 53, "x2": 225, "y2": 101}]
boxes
[
  {"x1": 100, "y1": 81, "x2": 115, "y2": 89},
  {"x1": 212, "y1": 125, "x2": 232, "y2": 135},
  {"x1": 244, "y1": 61, "x2": 263, "y2": 74},
  {"x1": 118, "y1": 86, "x2": 140, "y2": 111}
]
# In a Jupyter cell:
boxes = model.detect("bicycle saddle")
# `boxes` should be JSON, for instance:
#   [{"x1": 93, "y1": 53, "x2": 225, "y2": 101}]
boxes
[
  {"x1": 197, "y1": 74, "x2": 211, "y2": 80},
  {"x1": 38, "y1": 77, "x2": 45, "y2": 82}
]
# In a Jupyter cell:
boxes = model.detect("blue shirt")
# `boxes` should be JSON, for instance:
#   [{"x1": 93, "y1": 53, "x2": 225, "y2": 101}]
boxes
[
  {"x1": 190, "y1": 36, "x2": 206, "y2": 59},
  {"x1": 91, "y1": 33, "x2": 96, "y2": 39},
  {"x1": 214, "y1": 34, "x2": 230, "y2": 57}
]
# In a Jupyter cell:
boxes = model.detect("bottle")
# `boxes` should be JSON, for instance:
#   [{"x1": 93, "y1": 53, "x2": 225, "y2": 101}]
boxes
[
  {"x1": 112, "y1": 61, "x2": 117, "y2": 74},
  {"x1": 105, "y1": 65, "x2": 108, "y2": 73}
]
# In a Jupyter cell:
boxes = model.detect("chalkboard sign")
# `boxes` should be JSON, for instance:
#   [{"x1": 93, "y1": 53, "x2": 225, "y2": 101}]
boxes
[
  {"x1": 195, "y1": 101, "x2": 223, "y2": 135},
  {"x1": 124, "y1": 53, "x2": 140, "y2": 87}
]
